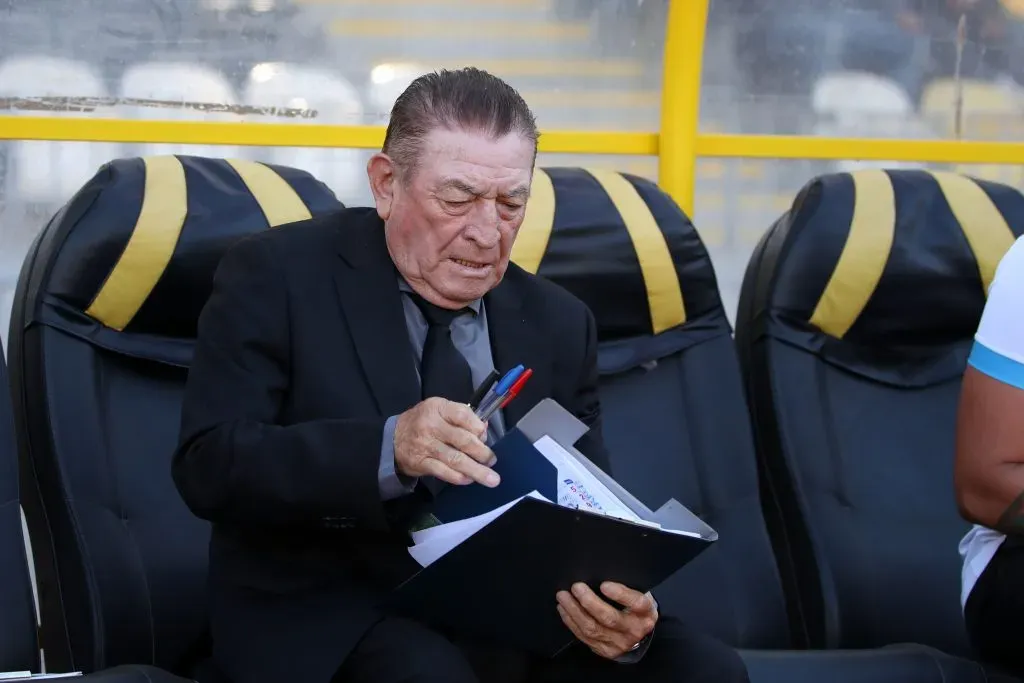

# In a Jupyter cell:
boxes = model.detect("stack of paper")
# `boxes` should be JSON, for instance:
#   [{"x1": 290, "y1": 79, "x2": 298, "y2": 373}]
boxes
[{"x1": 407, "y1": 435, "x2": 697, "y2": 568}]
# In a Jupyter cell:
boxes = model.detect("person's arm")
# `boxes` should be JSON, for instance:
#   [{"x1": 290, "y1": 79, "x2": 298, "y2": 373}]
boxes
[
  {"x1": 172, "y1": 234, "x2": 392, "y2": 532},
  {"x1": 955, "y1": 238, "x2": 1024, "y2": 535}
]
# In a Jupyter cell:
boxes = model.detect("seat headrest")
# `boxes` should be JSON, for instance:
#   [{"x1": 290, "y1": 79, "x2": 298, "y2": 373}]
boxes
[
  {"x1": 26, "y1": 155, "x2": 344, "y2": 366},
  {"x1": 764, "y1": 169, "x2": 1024, "y2": 384},
  {"x1": 511, "y1": 167, "x2": 728, "y2": 374}
]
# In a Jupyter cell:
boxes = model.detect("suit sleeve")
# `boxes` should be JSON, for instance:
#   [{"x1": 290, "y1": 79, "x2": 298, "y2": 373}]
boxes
[
  {"x1": 566, "y1": 304, "x2": 614, "y2": 476},
  {"x1": 172, "y1": 235, "x2": 390, "y2": 532}
]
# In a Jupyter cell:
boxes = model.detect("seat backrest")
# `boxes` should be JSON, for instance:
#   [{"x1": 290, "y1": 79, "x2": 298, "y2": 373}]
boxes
[
  {"x1": 8, "y1": 155, "x2": 343, "y2": 675},
  {"x1": 734, "y1": 169, "x2": 1024, "y2": 655},
  {"x1": 511, "y1": 167, "x2": 794, "y2": 649},
  {"x1": 0, "y1": 335, "x2": 39, "y2": 674}
]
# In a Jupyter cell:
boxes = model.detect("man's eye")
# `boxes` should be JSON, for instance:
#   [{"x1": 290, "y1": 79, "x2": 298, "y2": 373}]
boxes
[{"x1": 444, "y1": 198, "x2": 471, "y2": 206}]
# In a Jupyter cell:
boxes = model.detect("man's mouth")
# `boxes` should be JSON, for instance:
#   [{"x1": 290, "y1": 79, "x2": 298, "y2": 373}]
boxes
[{"x1": 450, "y1": 258, "x2": 490, "y2": 270}]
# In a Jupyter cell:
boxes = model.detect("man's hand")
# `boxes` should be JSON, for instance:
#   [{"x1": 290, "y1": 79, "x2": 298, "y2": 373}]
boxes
[
  {"x1": 394, "y1": 397, "x2": 499, "y2": 487},
  {"x1": 556, "y1": 582, "x2": 658, "y2": 660}
]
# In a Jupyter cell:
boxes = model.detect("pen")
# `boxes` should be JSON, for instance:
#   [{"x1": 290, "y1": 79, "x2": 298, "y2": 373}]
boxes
[
  {"x1": 499, "y1": 368, "x2": 533, "y2": 409},
  {"x1": 480, "y1": 368, "x2": 533, "y2": 423},
  {"x1": 468, "y1": 369, "x2": 500, "y2": 411},
  {"x1": 475, "y1": 364, "x2": 524, "y2": 418}
]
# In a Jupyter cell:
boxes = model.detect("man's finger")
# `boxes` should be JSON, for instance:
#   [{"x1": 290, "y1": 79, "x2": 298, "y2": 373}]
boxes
[
  {"x1": 600, "y1": 582, "x2": 653, "y2": 614},
  {"x1": 557, "y1": 605, "x2": 630, "y2": 660},
  {"x1": 556, "y1": 590, "x2": 605, "y2": 643},
  {"x1": 439, "y1": 400, "x2": 487, "y2": 436},
  {"x1": 571, "y1": 582, "x2": 623, "y2": 630},
  {"x1": 432, "y1": 442, "x2": 500, "y2": 488},
  {"x1": 436, "y1": 422, "x2": 495, "y2": 466},
  {"x1": 418, "y1": 457, "x2": 472, "y2": 486}
]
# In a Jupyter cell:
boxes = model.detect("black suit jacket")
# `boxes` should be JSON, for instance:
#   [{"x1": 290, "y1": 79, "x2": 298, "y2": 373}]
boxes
[{"x1": 173, "y1": 208, "x2": 610, "y2": 683}]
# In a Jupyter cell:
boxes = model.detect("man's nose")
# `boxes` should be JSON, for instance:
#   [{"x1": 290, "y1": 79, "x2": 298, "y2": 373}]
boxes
[{"x1": 465, "y1": 203, "x2": 501, "y2": 247}]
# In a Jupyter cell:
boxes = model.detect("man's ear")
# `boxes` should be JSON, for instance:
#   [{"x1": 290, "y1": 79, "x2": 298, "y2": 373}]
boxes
[{"x1": 367, "y1": 152, "x2": 396, "y2": 220}]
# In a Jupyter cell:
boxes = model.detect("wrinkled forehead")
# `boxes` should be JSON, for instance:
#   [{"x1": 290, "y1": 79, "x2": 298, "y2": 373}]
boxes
[{"x1": 416, "y1": 127, "x2": 535, "y2": 193}]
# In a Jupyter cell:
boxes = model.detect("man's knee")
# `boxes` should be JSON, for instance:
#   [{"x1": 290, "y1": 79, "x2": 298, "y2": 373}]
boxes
[
  {"x1": 647, "y1": 618, "x2": 749, "y2": 683},
  {"x1": 335, "y1": 618, "x2": 479, "y2": 683}
]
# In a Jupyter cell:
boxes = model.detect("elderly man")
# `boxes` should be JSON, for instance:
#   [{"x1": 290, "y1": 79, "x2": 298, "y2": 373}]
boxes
[{"x1": 173, "y1": 67, "x2": 748, "y2": 683}]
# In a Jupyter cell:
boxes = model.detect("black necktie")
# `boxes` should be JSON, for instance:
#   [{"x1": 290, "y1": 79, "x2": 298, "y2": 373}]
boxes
[{"x1": 407, "y1": 292, "x2": 475, "y2": 404}]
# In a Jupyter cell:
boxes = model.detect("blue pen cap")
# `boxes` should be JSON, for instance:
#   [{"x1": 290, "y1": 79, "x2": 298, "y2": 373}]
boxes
[{"x1": 494, "y1": 364, "x2": 525, "y2": 395}]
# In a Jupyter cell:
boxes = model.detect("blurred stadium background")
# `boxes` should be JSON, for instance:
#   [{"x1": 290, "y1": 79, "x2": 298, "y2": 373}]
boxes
[{"x1": 1, "y1": 0, "x2": 1023, "y2": 340}]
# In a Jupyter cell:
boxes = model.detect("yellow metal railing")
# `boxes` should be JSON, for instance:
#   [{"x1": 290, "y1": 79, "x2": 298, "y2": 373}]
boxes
[{"x1": 1, "y1": 0, "x2": 1023, "y2": 216}]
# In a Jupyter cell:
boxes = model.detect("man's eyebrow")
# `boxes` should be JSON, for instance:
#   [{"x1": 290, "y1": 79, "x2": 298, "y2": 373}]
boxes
[
  {"x1": 436, "y1": 178, "x2": 480, "y2": 195},
  {"x1": 503, "y1": 186, "x2": 531, "y2": 201}
]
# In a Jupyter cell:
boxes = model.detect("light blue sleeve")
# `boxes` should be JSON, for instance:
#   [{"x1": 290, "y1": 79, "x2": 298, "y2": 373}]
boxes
[
  {"x1": 379, "y1": 415, "x2": 418, "y2": 501},
  {"x1": 968, "y1": 236, "x2": 1024, "y2": 391}
]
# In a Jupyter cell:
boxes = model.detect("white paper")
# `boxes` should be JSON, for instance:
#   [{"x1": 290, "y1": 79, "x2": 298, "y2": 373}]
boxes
[
  {"x1": 531, "y1": 435, "x2": 643, "y2": 523},
  {"x1": 409, "y1": 491, "x2": 549, "y2": 567},
  {"x1": 0, "y1": 673, "x2": 82, "y2": 680}
]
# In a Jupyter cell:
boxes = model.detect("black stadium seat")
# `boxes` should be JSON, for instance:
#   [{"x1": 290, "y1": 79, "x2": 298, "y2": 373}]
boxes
[
  {"x1": 735, "y1": 170, "x2": 1024, "y2": 661},
  {"x1": 514, "y1": 167, "x2": 998, "y2": 683},
  {"x1": 1, "y1": 335, "x2": 188, "y2": 680},
  {"x1": 7, "y1": 155, "x2": 343, "y2": 679}
]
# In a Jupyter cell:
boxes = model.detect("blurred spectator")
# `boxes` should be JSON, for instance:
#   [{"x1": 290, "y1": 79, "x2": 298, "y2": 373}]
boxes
[
  {"x1": 734, "y1": 0, "x2": 929, "y2": 99},
  {"x1": 904, "y1": 0, "x2": 1024, "y2": 86}
]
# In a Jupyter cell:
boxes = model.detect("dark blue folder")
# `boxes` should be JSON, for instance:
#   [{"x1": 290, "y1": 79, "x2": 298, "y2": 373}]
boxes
[{"x1": 428, "y1": 428, "x2": 558, "y2": 524}]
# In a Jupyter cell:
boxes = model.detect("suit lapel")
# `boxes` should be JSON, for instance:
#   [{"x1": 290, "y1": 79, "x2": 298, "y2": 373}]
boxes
[
  {"x1": 485, "y1": 270, "x2": 552, "y2": 429},
  {"x1": 333, "y1": 211, "x2": 421, "y2": 418}
]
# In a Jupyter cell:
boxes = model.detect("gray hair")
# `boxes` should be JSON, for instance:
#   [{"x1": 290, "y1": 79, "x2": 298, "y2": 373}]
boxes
[{"x1": 382, "y1": 67, "x2": 539, "y2": 179}]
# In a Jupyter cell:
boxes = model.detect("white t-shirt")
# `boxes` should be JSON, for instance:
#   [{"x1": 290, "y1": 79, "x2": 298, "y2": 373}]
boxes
[{"x1": 959, "y1": 235, "x2": 1024, "y2": 608}]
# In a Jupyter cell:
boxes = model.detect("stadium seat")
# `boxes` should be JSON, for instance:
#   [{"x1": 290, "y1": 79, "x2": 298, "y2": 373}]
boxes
[
  {"x1": 7, "y1": 155, "x2": 344, "y2": 678},
  {"x1": 243, "y1": 62, "x2": 367, "y2": 205},
  {"x1": 811, "y1": 70, "x2": 929, "y2": 173},
  {"x1": 512, "y1": 167, "x2": 996, "y2": 683},
  {"x1": 116, "y1": 62, "x2": 242, "y2": 161},
  {"x1": 0, "y1": 56, "x2": 120, "y2": 205},
  {"x1": 734, "y1": 170, "x2": 1024, "y2": 660},
  {"x1": 0, "y1": 335, "x2": 189, "y2": 679}
]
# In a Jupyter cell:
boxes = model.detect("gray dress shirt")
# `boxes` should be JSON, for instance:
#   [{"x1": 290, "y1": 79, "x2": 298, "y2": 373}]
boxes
[
  {"x1": 378, "y1": 278, "x2": 506, "y2": 500},
  {"x1": 375, "y1": 278, "x2": 655, "y2": 662}
]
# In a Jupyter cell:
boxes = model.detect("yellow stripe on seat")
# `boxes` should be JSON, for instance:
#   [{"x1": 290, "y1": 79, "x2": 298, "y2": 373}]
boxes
[
  {"x1": 510, "y1": 168, "x2": 555, "y2": 274},
  {"x1": 226, "y1": 159, "x2": 312, "y2": 227},
  {"x1": 929, "y1": 171, "x2": 1016, "y2": 294},
  {"x1": 584, "y1": 168, "x2": 687, "y2": 333},
  {"x1": 86, "y1": 155, "x2": 188, "y2": 331},
  {"x1": 809, "y1": 170, "x2": 896, "y2": 339}
]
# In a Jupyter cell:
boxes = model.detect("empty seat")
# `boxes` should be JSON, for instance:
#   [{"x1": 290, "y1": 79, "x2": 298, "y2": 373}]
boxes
[
  {"x1": 116, "y1": 62, "x2": 241, "y2": 161},
  {"x1": 734, "y1": 169, "x2": 1024, "y2": 659},
  {"x1": 0, "y1": 331, "x2": 188, "y2": 680},
  {"x1": 512, "y1": 167, "x2": 996, "y2": 683},
  {"x1": 242, "y1": 63, "x2": 367, "y2": 205},
  {"x1": 8, "y1": 155, "x2": 343, "y2": 677}
]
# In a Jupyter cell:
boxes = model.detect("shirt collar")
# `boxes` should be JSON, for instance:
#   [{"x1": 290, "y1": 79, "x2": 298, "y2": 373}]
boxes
[{"x1": 397, "y1": 275, "x2": 482, "y2": 315}]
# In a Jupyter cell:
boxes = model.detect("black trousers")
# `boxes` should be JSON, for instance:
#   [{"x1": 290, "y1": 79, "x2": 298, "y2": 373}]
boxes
[
  {"x1": 332, "y1": 615, "x2": 749, "y2": 683},
  {"x1": 965, "y1": 535, "x2": 1024, "y2": 679}
]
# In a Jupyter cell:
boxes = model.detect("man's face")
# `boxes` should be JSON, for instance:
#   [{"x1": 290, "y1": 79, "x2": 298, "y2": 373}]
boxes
[{"x1": 368, "y1": 127, "x2": 535, "y2": 309}]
